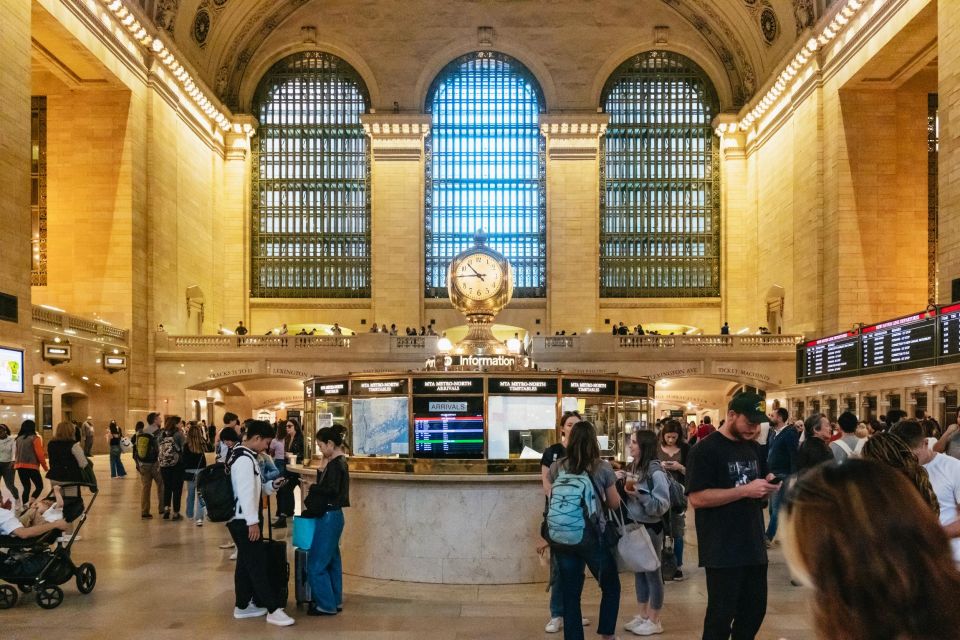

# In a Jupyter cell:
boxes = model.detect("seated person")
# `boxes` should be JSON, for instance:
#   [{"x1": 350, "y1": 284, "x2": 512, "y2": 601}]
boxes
[
  {"x1": 18, "y1": 485, "x2": 65, "y2": 528},
  {"x1": 0, "y1": 496, "x2": 68, "y2": 540}
]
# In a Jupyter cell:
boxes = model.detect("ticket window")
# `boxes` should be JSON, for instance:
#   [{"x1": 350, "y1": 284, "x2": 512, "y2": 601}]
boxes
[
  {"x1": 616, "y1": 398, "x2": 651, "y2": 462},
  {"x1": 305, "y1": 399, "x2": 348, "y2": 460},
  {"x1": 561, "y1": 395, "x2": 617, "y2": 457},
  {"x1": 488, "y1": 395, "x2": 557, "y2": 459},
  {"x1": 887, "y1": 394, "x2": 901, "y2": 411},
  {"x1": 945, "y1": 390, "x2": 958, "y2": 428}
]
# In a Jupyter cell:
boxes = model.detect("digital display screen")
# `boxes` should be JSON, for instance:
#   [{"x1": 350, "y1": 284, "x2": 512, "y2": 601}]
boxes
[
  {"x1": 561, "y1": 379, "x2": 615, "y2": 395},
  {"x1": 0, "y1": 347, "x2": 24, "y2": 394},
  {"x1": 618, "y1": 381, "x2": 649, "y2": 397},
  {"x1": 798, "y1": 332, "x2": 859, "y2": 382},
  {"x1": 413, "y1": 396, "x2": 484, "y2": 458},
  {"x1": 488, "y1": 378, "x2": 558, "y2": 395},
  {"x1": 939, "y1": 303, "x2": 960, "y2": 363},
  {"x1": 351, "y1": 378, "x2": 408, "y2": 395},
  {"x1": 860, "y1": 311, "x2": 936, "y2": 372},
  {"x1": 351, "y1": 396, "x2": 409, "y2": 456}
]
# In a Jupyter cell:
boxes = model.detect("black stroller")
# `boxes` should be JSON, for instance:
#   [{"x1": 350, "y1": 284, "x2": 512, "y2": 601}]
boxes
[{"x1": 0, "y1": 482, "x2": 98, "y2": 609}]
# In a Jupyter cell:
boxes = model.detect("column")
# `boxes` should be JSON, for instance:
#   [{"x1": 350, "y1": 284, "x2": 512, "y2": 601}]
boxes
[
  {"x1": 221, "y1": 116, "x2": 255, "y2": 328},
  {"x1": 540, "y1": 113, "x2": 608, "y2": 334},
  {"x1": 939, "y1": 1, "x2": 960, "y2": 302},
  {"x1": 715, "y1": 117, "x2": 754, "y2": 331},
  {"x1": 361, "y1": 114, "x2": 431, "y2": 328}
]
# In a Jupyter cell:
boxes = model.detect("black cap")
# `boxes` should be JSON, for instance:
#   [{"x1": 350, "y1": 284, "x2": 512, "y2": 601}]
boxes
[{"x1": 728, "y1": 392, "x2": 767, "y2": 424}]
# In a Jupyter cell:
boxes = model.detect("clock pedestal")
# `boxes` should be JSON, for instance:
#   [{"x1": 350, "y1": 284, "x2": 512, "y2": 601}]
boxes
[{"x1": 454, "y1": 314, "x2": 507, "y2": 355}]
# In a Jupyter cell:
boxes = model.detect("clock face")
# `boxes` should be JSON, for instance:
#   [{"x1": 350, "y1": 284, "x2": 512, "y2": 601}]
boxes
[{"x1": 453, "y1": 253, "x2": 505, "y2": 302}]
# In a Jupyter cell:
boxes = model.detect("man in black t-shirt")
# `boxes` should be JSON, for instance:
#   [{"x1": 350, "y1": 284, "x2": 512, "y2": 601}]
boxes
[{"x1": 687, "y1": 392, "x2": 779, "y2": 640}]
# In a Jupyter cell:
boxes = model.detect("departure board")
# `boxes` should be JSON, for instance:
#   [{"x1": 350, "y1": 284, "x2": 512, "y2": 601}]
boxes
[
  {"x1": 798, "y1": 332, "x2": 859, "y2": 382},
  {"x1": 939, "y1": 303, "x2": 960, "y2": 363},
  {"x1": 413, "y1": 396, "x2": 484, "y2": 458},
  {"x1": 860, "y1": 311, "x2": 936, "y2": 372}
]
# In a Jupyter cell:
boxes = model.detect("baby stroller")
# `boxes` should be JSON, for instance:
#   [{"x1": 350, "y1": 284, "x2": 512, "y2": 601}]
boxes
[{"x1": 0, "y1": 481, "x2": 98, "y2": 609}]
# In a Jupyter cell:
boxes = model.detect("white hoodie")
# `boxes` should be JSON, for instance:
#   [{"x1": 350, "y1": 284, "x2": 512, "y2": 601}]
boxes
[{"x1": 229, "y1": 446, "x2": 276, "y2": 525}]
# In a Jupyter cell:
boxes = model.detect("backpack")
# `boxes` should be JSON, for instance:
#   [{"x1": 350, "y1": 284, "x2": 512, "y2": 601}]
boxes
[
  {"x1": 197, "y1": 448, "x2": 257, "y2": 522},
  {"x1": 645, "y1": 461, "x2": 687, "y2": 514},
  {"x1": 834, "y1": 438, "x2": 866, "y2": 458},
  {"x1": 542, "y1": 468, "x2": 599, "y2": 548},
  {"x1": 134, "y1": 432, "x2": 158, "y2": 463},
  {"x1": 157, "y1": 432, "x2": 182, "y2": 468}
]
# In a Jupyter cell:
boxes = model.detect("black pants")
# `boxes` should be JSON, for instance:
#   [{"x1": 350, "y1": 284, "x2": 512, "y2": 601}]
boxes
[
  {"x1": 17, "y1": 468, "x2": 43, "y2": 500},
  {"x1": 160, "y1": 466, "x2": 185, "y2": 513},
  {"x1": 227, "y1": 519, "x2": 282, "y2": 612},
  {"x1": 276, "y1": 472, "x2": 297, "y2": 517},
  {"x1": 702, "y1": 564, "x2": 768, "y2": 640}
]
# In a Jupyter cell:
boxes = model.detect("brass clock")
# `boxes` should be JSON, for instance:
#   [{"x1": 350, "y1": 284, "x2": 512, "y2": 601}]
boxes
[{"x1": 446, "y1": 234, "x2": 514, "y2": 355}]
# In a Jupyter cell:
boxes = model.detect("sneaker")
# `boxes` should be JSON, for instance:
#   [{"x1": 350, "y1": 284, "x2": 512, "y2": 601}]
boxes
[
  {"x1": 632, "y1": 619, "x2": 663, "y2": 636},
  {"x1": 266, "y1": 609, "x2": 295, "y2": 626},
  {"x1": 172, "y1": 513, "x2": 183, "y2": 521},
  {"x1": 218, "y1": 542, "x2": 235, "y2": 549},
  {"x1": 196, "y1": 519, "x2": 204, "y2": 526},
  {"x1": 271, "y1": 517, "x2": 287, "y2": 529},
  {"x1": 162, "y1": 510, "x2": 170, "y2": 520},
  {"x1": 141, "y1": 513, "x2": 153, "y2": 519},
  {"x1": 624, "y1": 616, "x2": 648, "y2": 632},
  {"x1": 672, "y1": 569, "x2": 685, "y2": 581},
  {"x1": 545, "y1": 617, "x2": 563, "y2": 633},
  {"x1": 234, "y1": 603, "x2": 268, "y2": 619},
  {"x1": 306, "y1": 606, "x2": 337, "y2": 616},
  {"x1": 229, "y1": 550, "x2": 238, "y2": 561}
]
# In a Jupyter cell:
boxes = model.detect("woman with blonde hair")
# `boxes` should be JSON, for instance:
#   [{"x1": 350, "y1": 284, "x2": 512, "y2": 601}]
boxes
[
  {"x1": 47, "y1": 420, "x2": 88, "y2": 487},
  {"x1": 781, "y1": 459, "x2": 960, "y2": 640},
  {"x1": 182, "y1": 422, "x2": 208, "y2": 525}
]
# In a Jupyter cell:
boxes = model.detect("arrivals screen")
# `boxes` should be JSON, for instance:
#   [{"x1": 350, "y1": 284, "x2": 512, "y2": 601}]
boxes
[
  {"x1": 940, "y1": 303, "x2": 960, "y2": 363},
  {"x1": 413, "y1": 396, "x2": 484, "y2": 459},
  {"x1": 860, "y1": 311, "x2": 936, "y2": 372},
  {"x1": 797, "y1": 332, "x2": 859, "y2": 382}
]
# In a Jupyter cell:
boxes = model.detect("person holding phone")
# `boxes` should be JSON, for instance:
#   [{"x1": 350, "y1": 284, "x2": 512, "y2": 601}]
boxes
[
  {"x1": 657, "y1": 419, "x2": 690, "y2": 581},
  {"x1": 686, "y1": 392, "x2": 780, "y2": 640}
]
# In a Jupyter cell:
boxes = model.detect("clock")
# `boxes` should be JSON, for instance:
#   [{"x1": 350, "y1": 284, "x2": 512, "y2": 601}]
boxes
[{"x1": 452, "y1": 252, "x2": 506, "y2": 302}]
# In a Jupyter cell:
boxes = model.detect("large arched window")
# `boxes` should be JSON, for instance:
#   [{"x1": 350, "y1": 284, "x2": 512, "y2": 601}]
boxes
[
  {"x1": 251, "y1": 52, "x2": 370, "y2": 298},
  {"x1": 425, "y1": 51, "x2": 546, "y2": 298},
  {"x1": 600, "y1": 51, "x2": 720, "y2": 298}
]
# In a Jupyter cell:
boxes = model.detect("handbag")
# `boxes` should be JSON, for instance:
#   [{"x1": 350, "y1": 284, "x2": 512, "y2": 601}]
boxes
[
  {"x1": 80, "y1": 460, "x2": 98, "y2": 489},
  {"x1": 119, "y1": 437, "x2": 133, "y2": 453},
  {"x1": 292, "y1": 515, "x2": 317, "y2": 549},
  {"x1": 610, "y1": 508, "x2": 660, "y2": 572}
]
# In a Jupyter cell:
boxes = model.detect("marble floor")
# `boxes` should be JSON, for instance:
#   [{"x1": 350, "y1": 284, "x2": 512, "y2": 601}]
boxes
[{"x1": 1, "y1": 456, "x2": 815, "y2": 640}]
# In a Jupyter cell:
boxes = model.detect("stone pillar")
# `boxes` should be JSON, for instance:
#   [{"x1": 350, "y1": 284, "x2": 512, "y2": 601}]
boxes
[
  {"x1": 222, "y1": 116, "x2": 255, "y2": 328},
  {"x1": 361, "y1": 114, "x2": 431, "y2": 329},
  {"x1": 940, "y1": 1, "x2": 960, "y2": 302},
  {"x1": 715, "y1": 116, "x2": 753, "y2": 331},
  {"x1": 540, "y1": 113, "x2": 608, "y2": 334}
]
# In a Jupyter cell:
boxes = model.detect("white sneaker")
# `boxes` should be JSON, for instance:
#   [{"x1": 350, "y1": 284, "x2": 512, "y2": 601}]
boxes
[
  {"x1": 234, "y1": 603, "x2": 268, "y2": 619},
  {"x1": 219, "y1": 542, "x2": 235, "y2": 549},
  {"x1": 266, "y1": 608, "x2": 295, "y2": 626},
  {"x1": 545, "y1": 617, "x2": 562, "y2": 633},
  {"x1": 632, "y1": 619, "x2": 663, "y2": 636},
  {"x1": 196, "y1": 519, "x2": 204, "y2": 526},
  {"x1": 229, "y1": 550, "x2": 238, "y2": 561},
  {"x1": 624, "y1": 615, "x2": 648, "y2": 632}
]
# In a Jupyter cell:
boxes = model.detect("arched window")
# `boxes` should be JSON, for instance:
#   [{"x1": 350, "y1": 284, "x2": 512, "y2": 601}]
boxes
[
  {"x1": 424, "y1": 52, "x2": 546, "y2": 298},
  {"x1": 251, "y1": 52, "x2": 370, "y2": 298},
  {"x1": 600, "y1": 51, "x2": 720, "y2": 298}
]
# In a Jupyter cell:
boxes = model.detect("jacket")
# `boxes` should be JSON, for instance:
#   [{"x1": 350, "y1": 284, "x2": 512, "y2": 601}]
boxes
[
  {"x1": 229, "y1": 446, "x2": 276, "y2": 525},
  {"x1": 767, "y1": 426, "x2": 800, "y2": 476}
]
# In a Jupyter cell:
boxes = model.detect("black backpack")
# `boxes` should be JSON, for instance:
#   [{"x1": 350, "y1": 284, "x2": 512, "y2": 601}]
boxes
[{"x1": 196, "y1": 448, "x2": 256, "y2": 522}]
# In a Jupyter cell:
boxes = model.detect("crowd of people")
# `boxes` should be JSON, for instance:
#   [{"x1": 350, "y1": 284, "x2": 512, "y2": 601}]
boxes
[{"x1": 539, "y1": 394, "x2": 960, "y2": 640}]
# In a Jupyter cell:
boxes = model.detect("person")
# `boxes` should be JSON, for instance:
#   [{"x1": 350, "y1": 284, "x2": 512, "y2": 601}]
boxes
[
  {"x1": 695, "y1": 416, "x2": 715, "y2": 442},
  {"x1": 656, "y1": 419, "x2": 689, "y2": 581},
  {"x1": 541, "y1": 410, "x2": 584, "y2": 633},
  {"x1": 780, "y1": 460, "x2": 960, "y2": 640},
  {"x1": 134, "y1": 412, "x2": 164, "y2": 519},
  {"x1": 206, "y1": 421, "x2": 217, "y2": 448},
  {"x1": 620, "y1": 430, "x2": 671, "y2": 636},
  {"x1": 106, "y1": 420, "x2": 127, "y2": 478},
  {"x1": 862, "y1": 431, "x2": 940, "y2": 515},
  {"x1": 18, "y1": 483, "x2": 65, "y2": 528},
  {"x1": 158, "y1": 415, "x2": 186, "y2": 521},
  {"x1": 235, "y1": 321, "x2": 248, "y2": 335},
  {"x1": 933, "y1": 415, "x2": 960, "y2": 460},
  {"x1": 830, "y1": 411, "x2": 865, "y2": 462},
  {"x1": 279, "y1": 323, "x2": 288, "y2": 335},
  {"x1": 0, "y1": 496, "x2": 69, "y2": 539},
  {"x1": 82, "y1": 417, "x2": 94, "y2": 458},
  {"x1": 545, "y1": 420, "x2": 621, "y2": 640},
  {"x1": 331, "y1": 323, "x2": 342, "y2": 335},
  {"x1": 274, "y1": 418, "x2": 303, "y2": 530},
  {"x1": 885, "y1": 408, "x2": 907, "y2": 429},
  {"x1": 226, "y1": 420, "x2": 294, "y2": 627},
  {"x1": 47, "y1": 421, "x2": 88, "y2": 490},
  {"x1": 183, "y1": 422, "x2": 208, "y2": 526},
  {"x1": 0, "y1": 424, "x2": 20, "y2": 511},
  {"x1": 303, "y1": 424, "x2": 350, "y2": 616},
  {"x1": 214, "y1": 425, "x2": 242, "y2": 555},
  {"x1": 14, "y1": 419, "x2": 47, "y2": 501},
  {"x1": 855, "y1": 421, "x2": 871, "y2": 440},
  {"x1": 796, "y1": 413, "x2": 833, "y2": 473},
  {"x1": 686, "y1": 392, "x2": 779, "y2": 640},
  {"x1": 890, "y1": 420, "x2": 960, "y2": 564},
  {"x1": 764, "y1": 407, "x2": 798, "y2": 546},
  {"x1": 720, "y1": 322, "x2": 730, "y2": 335},
  {"x1": 389, "y1": 324, "x2": 398, "y2": 336}
]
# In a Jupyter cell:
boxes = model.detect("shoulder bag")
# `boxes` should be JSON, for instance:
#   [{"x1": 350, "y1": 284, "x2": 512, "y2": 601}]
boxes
[{"x1": 609, "y1": 506, "x2": 660, "y2": 573}]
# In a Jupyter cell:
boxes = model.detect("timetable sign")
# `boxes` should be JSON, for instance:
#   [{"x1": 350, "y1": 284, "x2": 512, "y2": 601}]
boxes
[
  {"x1": 940, "y1": 303, "x2": 960, "y2": 362},
  {"x1": 860, "y1": 310, "x2": 936, "y2": 371},
  {"x1": 800, "y1": 332, "x2": 859, "y2": 381}
]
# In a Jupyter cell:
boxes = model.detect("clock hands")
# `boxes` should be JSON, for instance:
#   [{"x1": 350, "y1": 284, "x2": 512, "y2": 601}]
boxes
[{"x1": 466, "y1": 264, "x2": 486, "y2": 281}]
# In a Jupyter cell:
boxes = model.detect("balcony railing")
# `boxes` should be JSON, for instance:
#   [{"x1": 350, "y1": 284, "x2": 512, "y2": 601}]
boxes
[{"x1": 32, "y1": 305, "x2": 129, "y2": 346}]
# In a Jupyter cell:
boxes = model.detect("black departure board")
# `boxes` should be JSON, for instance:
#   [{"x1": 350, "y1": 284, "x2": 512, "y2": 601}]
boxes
[
  {"x1": 797, "y1": 332, "x2": 859, "y2": 382},
  {"x1": 860, "y1": 311, "x2": 936, "y2": 372},
  {"x1": 939, "y1": 303, "x2": 960, "y2": 363}
]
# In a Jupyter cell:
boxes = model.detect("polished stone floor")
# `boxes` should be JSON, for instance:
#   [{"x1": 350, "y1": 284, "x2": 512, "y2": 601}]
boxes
[{"x1": 1, "y1": 455, "x2": 814, "y2": 639}]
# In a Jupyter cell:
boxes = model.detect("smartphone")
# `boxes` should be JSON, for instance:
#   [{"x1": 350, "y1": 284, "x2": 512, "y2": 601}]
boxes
[{"x1": 768, "y1": 476, "x2": 783, "y2": 485}]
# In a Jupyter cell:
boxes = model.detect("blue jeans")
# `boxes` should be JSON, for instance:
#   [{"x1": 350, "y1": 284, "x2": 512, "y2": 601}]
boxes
[
  {"x1": 109, "y1": 446, "x2": 126, "y2": 477},
  {"x1": 185, "y1": 470, "x2": 205, "y2": 520},
  {"x1": 635, "y1": 528, "x2": 664, "y2": 608},
  {"x1": 765, "y1": 478, "x2": 787, "y2": 540},
  {"x1": 308, "y1": 510, "x2": 344, "y2": 613},
  {"x1": 555, "y1": 541, "x2": 621, "y2": 640},
  {"x1": 549, "y1": 552, "x2": 564, "y2": 617}
]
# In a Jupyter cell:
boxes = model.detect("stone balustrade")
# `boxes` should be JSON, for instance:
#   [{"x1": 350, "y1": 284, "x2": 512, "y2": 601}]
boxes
[{"x1": 31, "y1": 305, "x2": 129, "y2": 346}]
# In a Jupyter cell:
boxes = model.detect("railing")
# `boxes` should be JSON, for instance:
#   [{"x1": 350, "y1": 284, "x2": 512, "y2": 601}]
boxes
[
  {"x1": 534, "y1": 334, "x2": 801, "y2": 353},
  {"x1": 544, "y1": 336, "x2": 575, "y2": 349},
  {"x1": 31, "y1": 305, "x2": 129, "y2": 346}
]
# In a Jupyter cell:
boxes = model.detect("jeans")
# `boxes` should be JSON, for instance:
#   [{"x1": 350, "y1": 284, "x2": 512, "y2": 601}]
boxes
[
  {"x1": 764, "y1": 479, "x2": 787, "y2": 540},
  {"x1": 0, "y1": 462, "x2": 19, "y2": 500},
  {"x1": 138, "y1": 462, "x2": 164, "y2": 516},
  {"x1": 160, "y1": 465, "x2": 185, "y2": 513},
  {"x1": 555, "y1": 541, "x2": 621, "y2": 640},
  {"x1": 635, "y1": 528, "x2": 664, "y2": 609},
  {"x1": 675, "y1": 535, "x2": 685, "y2": 567},
  {"x1": 549, "y1": 552, "x2": 563, "y2": 618},
  {"x1": 307, "y1": 509, "x2": 344, "y2": 613},
  {"x1": 669, "y1": 512, "x2": 686, "y2": 567},
  {"x1": 702, "y1": 565, "x2": 768, "y2": 640},
  {"x1": 185, "y1": 470, "x2": 205, "y2": 520},
  {"x1": 227, "y1": 519, "x2": 283, "y2": 612},
  {"x1": 109, "y1": 446, "x2": 127, "y2": 477},
  {"x1": 17, "y1": 468, "x2": 43, "y2": 500}
]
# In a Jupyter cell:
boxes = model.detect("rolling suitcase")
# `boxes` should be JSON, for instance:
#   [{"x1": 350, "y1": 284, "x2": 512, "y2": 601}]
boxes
[
  {"x1": 295, "y1": 547, "x2": 312, "y2": 606},
  {"x1": 262, "y1": 496, "x2": 290, "y2": 607}
]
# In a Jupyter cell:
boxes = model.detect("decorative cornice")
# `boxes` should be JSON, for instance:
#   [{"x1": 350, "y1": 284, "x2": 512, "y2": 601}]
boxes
[
  {"x1": 539, "y1": 114, "x2": 609, "y2": 160},
  {"x1": 361, "y1": 114, "x2": 431, "y2": 162}
]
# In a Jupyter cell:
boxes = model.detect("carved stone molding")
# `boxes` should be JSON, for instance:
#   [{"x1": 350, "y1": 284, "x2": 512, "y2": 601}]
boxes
[
  {"x1": 361, "y1": 114, "x2": 431, "y2": 161},
  {"x1": 539, "y1": 113, "x2": 609, "y2": 160}
]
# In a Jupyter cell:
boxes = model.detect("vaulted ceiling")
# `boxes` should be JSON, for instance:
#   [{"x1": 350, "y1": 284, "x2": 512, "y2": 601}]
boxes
[{"x1": 137, "y1": 0, "x2": 821, "y2": 112}]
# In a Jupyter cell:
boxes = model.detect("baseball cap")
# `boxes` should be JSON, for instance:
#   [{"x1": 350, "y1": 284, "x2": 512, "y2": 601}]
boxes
[{"x1": 728, "y1": 392, "x2": 767, "y2": 424}]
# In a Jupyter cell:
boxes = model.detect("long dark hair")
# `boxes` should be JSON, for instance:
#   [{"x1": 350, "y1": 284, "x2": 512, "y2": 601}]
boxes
[
  {"x1": 17, "y1": 419, "x2": 37, "y2": 439},
  {"x1": 163, "y1": 415, "x2": 181, "y2": 435},
  {"x1": 658, "y1": 419, "x2": 685, "y2": 447},
  {"x1": 562, "y1": 421, "x2": 600, "y2": 475},
  {"x1": 317, "y1": 423, "x2": 348, "y2": 449},
  {"x1": 628, "y1": 430, "x2": 659, "y2": 478},
  {"x1": 285, "y1": 417, "x2": 302, "y2": 448}
]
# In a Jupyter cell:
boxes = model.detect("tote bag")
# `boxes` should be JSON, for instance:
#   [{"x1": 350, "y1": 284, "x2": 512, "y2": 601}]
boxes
[
  {"x1": 292, "y1": 515, "x2": 317, "y2": 549},
  {"x1": 610, "y1": 508, "x2": 660, "y2": 573}
]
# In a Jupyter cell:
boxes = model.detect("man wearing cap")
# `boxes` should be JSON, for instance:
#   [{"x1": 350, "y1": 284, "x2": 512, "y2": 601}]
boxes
[
  {"x1": 687, "y1": 392, "x2": 780, "y2": 640},
  {"x1": 82, "y1": 417, "x2": 95, "y2": 458}
]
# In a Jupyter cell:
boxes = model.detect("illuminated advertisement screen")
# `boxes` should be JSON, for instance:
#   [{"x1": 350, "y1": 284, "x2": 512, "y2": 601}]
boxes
[{"x1": 0, "y1": 347, "x2": 24, "y2": 394}]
